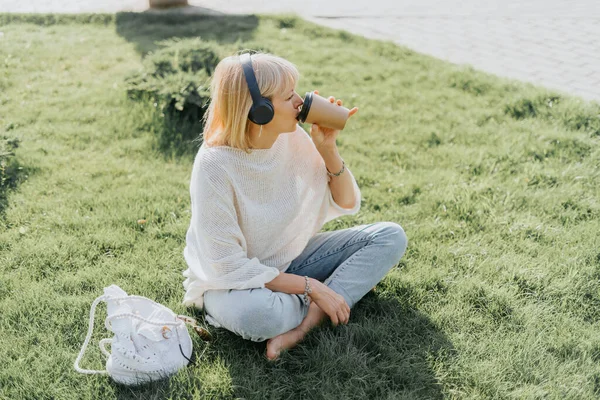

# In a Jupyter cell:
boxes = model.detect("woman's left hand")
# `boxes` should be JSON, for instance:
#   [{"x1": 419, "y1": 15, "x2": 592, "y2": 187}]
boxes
[{"x1": 310, "y1": 90, "x2": 358, "y2": 153}]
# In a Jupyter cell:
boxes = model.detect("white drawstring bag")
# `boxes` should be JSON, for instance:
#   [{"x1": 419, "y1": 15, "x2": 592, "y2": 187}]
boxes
[{"x1": 74, "y1": 284, "x2": 210, "y2": 386}]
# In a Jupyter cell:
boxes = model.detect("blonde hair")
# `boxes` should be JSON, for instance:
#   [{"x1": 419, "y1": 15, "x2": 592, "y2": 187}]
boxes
[{"x1": 200, "y1": 52, "x2": 300, "y2": 153}]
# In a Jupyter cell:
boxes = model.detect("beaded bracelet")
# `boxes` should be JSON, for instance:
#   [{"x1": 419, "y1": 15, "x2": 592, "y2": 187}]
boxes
[
  {"x1": 303, "y1": 276, "x2": 312, "y2": 306},
  {"x1": 326, "y1": 159, "x2": 345, "y2": 177}
]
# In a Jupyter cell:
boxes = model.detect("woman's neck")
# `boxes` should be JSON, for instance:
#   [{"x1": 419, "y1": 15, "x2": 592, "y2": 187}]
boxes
[{"x1": 248, "y1": 124, "x2": 280, "y2": 149}]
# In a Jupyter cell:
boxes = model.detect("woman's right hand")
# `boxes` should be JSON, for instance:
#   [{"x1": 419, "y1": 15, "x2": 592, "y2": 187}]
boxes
[{"x1": 309, "y1": 279, "x2": 350, "y2": 326}]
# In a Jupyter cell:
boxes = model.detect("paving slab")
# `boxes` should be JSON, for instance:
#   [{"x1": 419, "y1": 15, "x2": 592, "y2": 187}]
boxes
[{"x1": 1, "y1": 0, "x2": 599, "y2": 102}]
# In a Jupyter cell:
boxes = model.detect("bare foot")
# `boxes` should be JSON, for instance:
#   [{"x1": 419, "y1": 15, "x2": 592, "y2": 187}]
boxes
[
  {"x1": 265, "y1": 301, "x2": 328, "y2": 360},
  {"x1": 266, "y1": 328, "x2": 306, "y2": 360}
]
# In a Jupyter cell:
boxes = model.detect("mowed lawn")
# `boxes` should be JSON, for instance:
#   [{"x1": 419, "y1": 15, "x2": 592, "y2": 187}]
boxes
[{"x1": 0, "y1": 13, "x2": 599, "y2": 400}]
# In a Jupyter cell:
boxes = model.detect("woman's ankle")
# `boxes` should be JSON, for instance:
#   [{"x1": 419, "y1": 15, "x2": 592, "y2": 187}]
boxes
[{"x1": 297, "y1": 302, "x2": 326, "y2": 335}]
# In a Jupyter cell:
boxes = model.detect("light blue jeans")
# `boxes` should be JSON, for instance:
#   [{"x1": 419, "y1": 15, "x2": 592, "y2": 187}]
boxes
[{"x1": 203, "y1": 222, "x2": 408, "y2": 342}]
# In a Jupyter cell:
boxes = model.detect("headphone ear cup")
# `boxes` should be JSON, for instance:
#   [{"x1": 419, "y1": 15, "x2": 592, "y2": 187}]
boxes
[{"x1": 248, "y1": 98, "x2": 274, "y2": 125}]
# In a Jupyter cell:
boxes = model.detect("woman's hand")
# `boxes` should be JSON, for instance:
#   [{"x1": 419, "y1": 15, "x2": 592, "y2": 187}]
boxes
[
  {"x1": 310, "y1": 90, "x2": 359, "y2": 153},
  {"x1": 309, "y1": 278, "x2": 350, "y2": 326}
]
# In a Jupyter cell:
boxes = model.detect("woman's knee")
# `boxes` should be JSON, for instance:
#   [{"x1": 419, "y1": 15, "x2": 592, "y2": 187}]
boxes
[{"x1": 370, "y1": 222, "x2": 408, "y2": 263}]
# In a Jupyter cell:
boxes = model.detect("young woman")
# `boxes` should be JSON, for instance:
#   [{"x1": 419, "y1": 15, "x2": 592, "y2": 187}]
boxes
[{"x1": 182, "y1": 52, "x2": 407, "y2": 360}]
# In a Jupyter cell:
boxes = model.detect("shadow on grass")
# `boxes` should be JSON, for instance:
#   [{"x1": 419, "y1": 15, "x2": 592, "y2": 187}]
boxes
[
  {"x1": 100, "y1": 291, "x2": 451, "y2": 398},
  {"x1": 193, "y1": 292, "x2": 451, "y2": 399},
  {"x1": 115, "y1": 10, "x2": 260, "y2": 159},
  {"x1": 0, "y1": 141, "x2": 36, "y2": 219},
  {"x1": 0, "y1": 161, "x2": 31, "y2": 217},
  {"x1": 115, "y1": 9, "x2": 259, "y2": 56},
  {"x1": 143, "y1": 101, "x2": 207, "y2": 161}
]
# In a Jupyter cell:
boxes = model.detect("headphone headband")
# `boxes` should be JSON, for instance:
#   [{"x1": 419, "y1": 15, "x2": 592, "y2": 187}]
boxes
[{"x1": 240, "y1": 53, "x2": 263, "y2": 106}]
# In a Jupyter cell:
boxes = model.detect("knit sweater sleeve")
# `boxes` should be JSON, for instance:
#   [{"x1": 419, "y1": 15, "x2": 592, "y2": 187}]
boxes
[
  {"x1": 182, "y1": 157, "x2": 280, "y2": 307},
  {"x1": 293, "y1": 124, "x2": 362, "y2": 223}
]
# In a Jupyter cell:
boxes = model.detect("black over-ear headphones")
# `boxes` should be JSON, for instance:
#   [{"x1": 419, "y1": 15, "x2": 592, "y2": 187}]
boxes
[{"x1": 240, "y1": 53, "x2": 274, "y2": 125}]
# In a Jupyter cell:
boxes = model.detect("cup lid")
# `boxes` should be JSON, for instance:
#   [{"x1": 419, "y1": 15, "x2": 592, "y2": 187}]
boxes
[{"x1": 296, "y1": 91, "x2": 313, "y2": 123}]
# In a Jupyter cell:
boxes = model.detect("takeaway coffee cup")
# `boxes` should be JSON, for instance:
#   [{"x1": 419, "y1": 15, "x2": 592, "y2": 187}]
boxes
[{"x1": 296, "y1": 92, "x2": 351, "y2": 130}]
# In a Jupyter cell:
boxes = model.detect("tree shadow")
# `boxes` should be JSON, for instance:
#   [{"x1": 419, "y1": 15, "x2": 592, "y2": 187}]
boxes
[
  {"x1": 193, "y1": 290, "x2": 454, "y2": 399},
  {"x1": 0, "y1": 143, "x2": 36, "y2": 219},
  {"x1": 144, "y1": 100, "x2": 208, "y2": 161},
  {"x1": 115, "y1": 8, "x2": 260, "y2": 56},
  {"x1": 115, "y1": 9, "x2": 260, "y2": 160}
]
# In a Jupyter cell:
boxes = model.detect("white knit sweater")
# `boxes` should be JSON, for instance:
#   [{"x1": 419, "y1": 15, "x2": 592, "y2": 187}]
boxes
[{"x1": 181, "y1": 124, "x2": 361, "y2": 308}]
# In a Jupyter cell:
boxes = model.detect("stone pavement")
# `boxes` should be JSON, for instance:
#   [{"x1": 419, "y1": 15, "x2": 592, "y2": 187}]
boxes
[{"x1": 2, "y1": 0, "x2": 599, "y2": 102}]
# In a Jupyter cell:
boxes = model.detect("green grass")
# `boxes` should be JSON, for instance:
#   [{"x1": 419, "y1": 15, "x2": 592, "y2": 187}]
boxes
[{"x1": 1, "y1": 12, "x2": 600, "y2": 399}]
